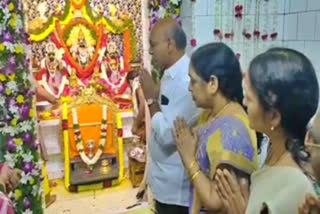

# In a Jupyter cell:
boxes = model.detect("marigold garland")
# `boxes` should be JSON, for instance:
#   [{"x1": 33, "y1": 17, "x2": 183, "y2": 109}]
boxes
[
  {"x1": 28, "y1": 0, "x2": 137, "y2": 61},
  {"x1": 56, "y1": 20, "x2": 103, "y2": 79},
  {"x1": 71, "y1": 105, "x2": 108, "y2": 169}
]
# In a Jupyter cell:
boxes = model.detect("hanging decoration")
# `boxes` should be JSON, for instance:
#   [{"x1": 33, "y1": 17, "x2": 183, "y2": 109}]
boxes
[
  {"x1": 211, "y1": 0, "x2": 278, "y2": 70},
  {"x1": 270, "y1": 0, "x2": 279, "y2": 40},
  {"x1": 261, "y1": 0, "x2": 269, "y2": 41},
  {"x1": 24, "y1": 0, "x2": 139, "y2": 103},
  {"x1": 242, "y1": 0, "x2": 253, "y2": 40},
  {"x1": 71, "y1": 105, "x2": 108, "y2": 169},
  {"x1": 234, "y1": 1, "x2": 243, "y2": 21},
  {"x1": 0, "y1": 0, "x2": 43, "y2": 213},
  {"x1": 214, "y1": 0, "x2": 223, "y2": 40},
  {"x1": 28, "y1": 0, "x2": 137, "y2": 62},
  {"x1": 190, "y1": 0, "x2": 197, "y2": 47},
  {"x1": 242, "y1": 0, "x2": 254, "y2": 68}
]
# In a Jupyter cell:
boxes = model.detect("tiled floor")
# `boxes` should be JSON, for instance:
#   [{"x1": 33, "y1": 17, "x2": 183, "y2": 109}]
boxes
[{"x1": 45, "y1": 179, "x2": 152, "y2": 214}]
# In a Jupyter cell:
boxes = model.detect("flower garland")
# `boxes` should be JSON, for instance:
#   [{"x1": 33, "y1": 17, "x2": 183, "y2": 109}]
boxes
[
  {"x1": 56, "y1": 20, "x2": 103, "y2": 79},
  {"x1": 213, "y1": 0, "x2": 223, "y2": 41},
  {"x1": 253, "y1": 0, "x2": 261, "y2": 56},
  {"x1": 28, "y1": 0, "x2": 137, "y2": 61},
  {"x1": 223, "y1": 0, "x2": 234, "y2": 46},
  {"x1": 71, "y1": 105, "x2": 108, "y2": 168},
  {"x1": 0, "y1": 0, "x2": 43, "y2": 213},
  {"x1": 62, "y1": 100, "x2": 125, "y2": 189},
  {"x1": 242, "y1": 0, "x2": 253, "y2": 69},
  {"x1": 190, "y1": 0, "x2": 197, "y2": 47},
  {"x1": 270, "y1": 0, "x2": 279, "y2": 41}
]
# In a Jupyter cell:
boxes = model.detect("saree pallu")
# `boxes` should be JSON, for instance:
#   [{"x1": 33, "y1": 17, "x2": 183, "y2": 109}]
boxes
[{"x1": 189, "y1": 105, "x2": 258, "y2": 214}]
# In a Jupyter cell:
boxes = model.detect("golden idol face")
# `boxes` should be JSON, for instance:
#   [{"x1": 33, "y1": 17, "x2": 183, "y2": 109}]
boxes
[{"x1": 110, "y1": 59, "x2": 118, "y2": 71}]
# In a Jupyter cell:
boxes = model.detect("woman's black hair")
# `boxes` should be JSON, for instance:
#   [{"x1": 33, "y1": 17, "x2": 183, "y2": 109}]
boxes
[
  {"x1": 249, "y1": 47, "x2": 319, "y2": 165},
  {"x1": 190, "y1": 42, "x2": 243, "y2": 104}
]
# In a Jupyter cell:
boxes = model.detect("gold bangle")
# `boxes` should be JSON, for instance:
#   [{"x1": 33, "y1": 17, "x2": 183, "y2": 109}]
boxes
[
  {"x1": 188, "y1": 160, "x2": 198, "y2": 171},
  {"x1": 191, "y1": 170, "x2": 201, "y2": 181}
]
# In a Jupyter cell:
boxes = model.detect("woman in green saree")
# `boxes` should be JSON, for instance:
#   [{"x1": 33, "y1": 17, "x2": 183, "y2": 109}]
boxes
[{"x1": 173, "y1": 43, "x2": 259, "y2": 214}]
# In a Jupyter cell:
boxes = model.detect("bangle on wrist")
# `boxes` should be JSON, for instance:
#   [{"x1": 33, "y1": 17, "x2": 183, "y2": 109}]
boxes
[
  {"x1": 191, "y1": 170, "x2": 201, "y2": 181},
  {"x1": 188, "y1": 160, "x2": 198, "y2": 171}
]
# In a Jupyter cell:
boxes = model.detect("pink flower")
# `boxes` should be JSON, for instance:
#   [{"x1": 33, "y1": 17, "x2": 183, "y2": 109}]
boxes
[
  {"x1": 190, "y1": 38, "x2": 197, "y2": 47},
  {"x1": 270, "y1": 32, "x2": 278, "y2": 40},
  {"x1": 253, "y1": 30, "x2": 261, "y2": 38},
  {"x1": 235, "y1": 5, "x2": 243, "y2": 12},
  {"x1": 235, "y1": 13, "x2": 243, "y2": 20},
  {"x1": 213, "y1": 29, "x2": 221, "y2": 36},
  {"x1": 261, "y1": 34, "x2": 268, "y2": 40}
]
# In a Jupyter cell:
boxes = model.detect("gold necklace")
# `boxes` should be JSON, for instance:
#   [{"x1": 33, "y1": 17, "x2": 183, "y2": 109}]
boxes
[{"x1": 206, "y1": 102, "x2": 233, "y2": 123}]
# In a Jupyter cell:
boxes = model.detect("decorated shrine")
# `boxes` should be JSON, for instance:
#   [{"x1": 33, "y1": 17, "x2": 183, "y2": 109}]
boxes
[
  {"x1": 0, "y1": 0, "x2": 294, "y2": 213},
  {"x1": 22, "y1": 0, "x2": 148, "y2": 196},
  {"x1": 26, "y1": 0, "x2": 141, "y2": 106}
]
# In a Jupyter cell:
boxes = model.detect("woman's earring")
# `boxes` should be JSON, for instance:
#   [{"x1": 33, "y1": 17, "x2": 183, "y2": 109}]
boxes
[{"x1": 270, "y1": 126, "x2": 274, "y2": 131}]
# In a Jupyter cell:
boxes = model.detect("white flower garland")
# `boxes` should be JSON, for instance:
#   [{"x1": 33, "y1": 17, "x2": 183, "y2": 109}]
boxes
[
  {"x1": 243, "y1": 0, "x2": 253, "y2": 70},
  {"x1": 253, "y1": 0, "x2": 261, "y2": 56},
  {"x1": 71, "y1": 105, "x2": 108, "y2": 167},
  {"x1": 214, "y1": 0, "x2": 222, "y2": 41}
]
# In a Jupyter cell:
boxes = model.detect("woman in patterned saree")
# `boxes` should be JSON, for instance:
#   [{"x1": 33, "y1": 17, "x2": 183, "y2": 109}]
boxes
[
  {"x1": 215, "y1": 48, "x2": 319, "y2": 214},
  {"x1": 173, "y1": 42, "x2": 259, "y2": 214}
]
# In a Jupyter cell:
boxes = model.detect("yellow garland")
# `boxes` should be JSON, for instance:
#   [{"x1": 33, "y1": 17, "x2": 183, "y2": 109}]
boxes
[
  {"x1": 29, "y1": 6, "x2": 74, "y2": 41},
  {"x1": 116, "y1": 112, "x2": 124, "y2": 183},
  {"x1": 62, "y1": 102, "x2": 124, "y2": 189},
  {"x1": 62, "y1": 103, "x2": 71, "y2": 190},
  {"x1": 30, "y1": 4, "x2": 134, "y2": 41}
]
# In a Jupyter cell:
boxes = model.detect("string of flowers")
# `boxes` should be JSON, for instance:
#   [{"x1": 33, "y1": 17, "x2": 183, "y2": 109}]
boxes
[
  {"x1": 190, "y1": 0, "x2": 196, "y2": 47},
  {"x1": 71, "y1": 105, "x2": 108, "y2": 170},
  {"x1": 0, "y1": 0, "x2": 43, "y2": 213},
  {"x1": 213, "y1": 0, "x2": 222, "y2": 41}
]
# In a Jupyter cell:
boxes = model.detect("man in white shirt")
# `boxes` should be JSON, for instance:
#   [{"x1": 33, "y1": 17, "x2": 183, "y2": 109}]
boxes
[{"x1": 140, "y1": 18, "x2": 198, "y2": 214}]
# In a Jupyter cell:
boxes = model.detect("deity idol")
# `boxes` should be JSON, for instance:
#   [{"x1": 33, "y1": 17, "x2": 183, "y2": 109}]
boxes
[
  {"x1": 101, "y1": 42, "x2": 126, "y2": 94},
  {"x1": 37, "y1": 42, "x2": 68, "y2": 98},
  {"x1": 70, "y1": 29, "x2": 95, "y2": 67}
]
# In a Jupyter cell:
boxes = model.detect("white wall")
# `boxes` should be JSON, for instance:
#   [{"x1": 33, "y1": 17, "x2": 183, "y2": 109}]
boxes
[
  {"x1": 283, "y1": 0, "x2": 320, "y2": 77},
  {"x1": 181, "y1": 0, "x2": 285, "y2": 70},
  {"x1": 181, "y1": 0, "x2": 320, "y2": 78}
]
